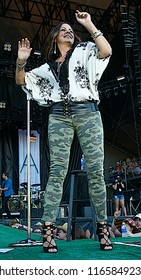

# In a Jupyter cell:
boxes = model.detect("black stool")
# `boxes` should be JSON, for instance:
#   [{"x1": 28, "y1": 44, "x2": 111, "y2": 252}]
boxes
[{"x1": 60, "y1": 170, "x2": 97, "y2": 241}]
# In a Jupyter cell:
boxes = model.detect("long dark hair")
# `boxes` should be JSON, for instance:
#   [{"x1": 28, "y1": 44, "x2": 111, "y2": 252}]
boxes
[{"x1": 46, "y1": 22, "x2": 81, "y2": 61}]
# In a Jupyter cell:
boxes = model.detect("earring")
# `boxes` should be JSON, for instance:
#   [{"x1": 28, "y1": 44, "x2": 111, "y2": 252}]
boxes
[{"x1": 53, "y1": 41, "x2": 56, "y2": 54}]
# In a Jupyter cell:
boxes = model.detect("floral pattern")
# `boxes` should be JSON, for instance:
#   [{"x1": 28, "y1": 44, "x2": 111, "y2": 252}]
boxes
[
  {"x1": 74, "y1": 61, "x2": 90, "y2": 89},
  {"x1": 36, "y1": 77, "x2": 54, "y2": 97},
  {"x1": 22, "y1": 41, "x2": 110, "y2": 105}
]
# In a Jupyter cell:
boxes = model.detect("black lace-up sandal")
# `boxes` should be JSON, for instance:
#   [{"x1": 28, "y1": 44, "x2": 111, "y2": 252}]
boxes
[
  {"x1": 96, "y1": 222, "x2": 113, "y2": 251},
  {"x1": 43, "y1": 222, "x2": 58, "y2": 253}
]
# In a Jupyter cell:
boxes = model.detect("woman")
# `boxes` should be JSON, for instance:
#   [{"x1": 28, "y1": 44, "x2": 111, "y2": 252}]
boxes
[
  {"x1": 112, "y1": 176, "x2": 127, "y2": 216},
  {"x1": 15, "y1": 10, "x2": 112, "y2": 253}
]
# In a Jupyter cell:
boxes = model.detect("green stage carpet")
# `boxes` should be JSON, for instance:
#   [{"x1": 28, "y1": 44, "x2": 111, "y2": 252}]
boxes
[{"x1": 0, "y1": 224, "x2": 141, "y2": 260}]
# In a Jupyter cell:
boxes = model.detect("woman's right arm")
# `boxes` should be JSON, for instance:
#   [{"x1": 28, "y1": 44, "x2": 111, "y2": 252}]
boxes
[
  {"x1": 15, "y1": 38, "x2": 32, "y2": 85},
  {"x1": 112, "y1": 183, "x2": 117, "y2": 190}
]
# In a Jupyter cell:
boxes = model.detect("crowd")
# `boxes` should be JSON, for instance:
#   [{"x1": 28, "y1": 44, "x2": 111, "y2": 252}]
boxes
[
  {"x1": 108, "y1": 157, "x2": 141, "y2": 181},
  {"x1": 5, "y1": 220, "x2": 94, "y2": 241}
]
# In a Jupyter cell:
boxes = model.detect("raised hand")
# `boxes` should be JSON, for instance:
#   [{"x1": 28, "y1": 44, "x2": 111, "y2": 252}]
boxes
[
  {"x1": 18, "y1": 38, "x2": 32, "y2": 61},
  {"x1": 75, "y1": 10, "x2": 91, "y2": 27}
]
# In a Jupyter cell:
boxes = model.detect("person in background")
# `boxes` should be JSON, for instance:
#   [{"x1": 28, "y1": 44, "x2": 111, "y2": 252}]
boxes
[
  {"x1": 132, "y1": 158, "x2": 141, "y2": 176},
  {"x1": 0, "y1": 172, "x2": 13, "y2": 219},
  {"x1": 109, "y1": 211, "x2": 141, "y2": 237},
  {"x1": 15, "y1": 10, "x2": 113, "y2": 253},
  {"x1": 55, "y1": 223, "x2": 95, "y2": 240},
  {"x1": 126, "y1": 158, "x2": 134, "y2": 177},
  {"x1": 109, "y1": 210, "x2": 122, "y2": 238},
  {"x1": 112, "y1": 176, "x2": 127, "y2": 216}
]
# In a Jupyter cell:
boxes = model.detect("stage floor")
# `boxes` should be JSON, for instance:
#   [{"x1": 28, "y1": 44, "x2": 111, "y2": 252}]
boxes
[{"x1": 0, "y1": 216, "x2": 141, "y2": 260}]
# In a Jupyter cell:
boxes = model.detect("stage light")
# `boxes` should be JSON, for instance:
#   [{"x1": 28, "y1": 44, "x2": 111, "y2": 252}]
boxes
[
  {"x1": 3, "y1": 42, "x2": 12, "y2": 52},
  {"x1": 0, "y1": 101, "x2": 6, "y2": 108},
  {"x1": 116, "y1": 75, "x2": 125, "y2": 81}
]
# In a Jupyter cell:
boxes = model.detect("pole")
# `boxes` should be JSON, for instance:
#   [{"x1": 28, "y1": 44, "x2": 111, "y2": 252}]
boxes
[
  {"x1": 9, "y1": 95, "x2": 42, "y2": 247},
  {"x1": 27, "y1": 96, "x2": 31, "y2": 240}
]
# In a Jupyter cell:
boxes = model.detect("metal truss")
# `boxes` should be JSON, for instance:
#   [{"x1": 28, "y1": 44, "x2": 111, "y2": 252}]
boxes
[
  {"x1": 1, "y1": 0, "x2": 141, "y2": 93},
  {"x1": 0, "y1": 0, "x2": 132, "y2": 51},
  {"x1": 0, "y1": 0, "x2": 122, "y2": 79},
  {"x1": 120, "y1": 0, "x2": 141, "y2": 116},
  {"x1": 0, "y1": 0, "x2": 106, "y2": 52},
  {"x1": 130, "y1": 5, "x2": 141, "y2": 116}
]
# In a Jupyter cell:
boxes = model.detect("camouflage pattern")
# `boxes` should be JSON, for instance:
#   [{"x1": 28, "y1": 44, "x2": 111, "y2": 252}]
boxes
[{"x1": 42, "y1": 111, "x2": 107, "y2": 223}]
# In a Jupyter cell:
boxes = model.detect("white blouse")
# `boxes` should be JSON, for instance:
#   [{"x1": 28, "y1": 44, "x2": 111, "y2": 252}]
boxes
[{"x1": 22, "y1": 41, "x2": 111, "y2": 106}]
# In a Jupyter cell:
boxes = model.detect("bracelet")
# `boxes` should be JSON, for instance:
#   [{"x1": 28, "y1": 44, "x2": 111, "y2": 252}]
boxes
[
  {"x1": 16, "y1": 58, "x2": 27, "y2": 68},
  {"x1": 91, "y1": 30, "x2": 103, "y2": 40}
]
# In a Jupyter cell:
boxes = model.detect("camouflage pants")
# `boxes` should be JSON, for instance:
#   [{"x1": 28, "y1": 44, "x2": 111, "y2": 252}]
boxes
[{"x1": 42, "y1": 111, "x2": 107, "y2": 223}]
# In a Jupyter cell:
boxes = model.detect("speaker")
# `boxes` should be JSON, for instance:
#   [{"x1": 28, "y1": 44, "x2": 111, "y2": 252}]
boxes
[{"x1": 21, "y1": 208, "x2": 44, "y2": 218}]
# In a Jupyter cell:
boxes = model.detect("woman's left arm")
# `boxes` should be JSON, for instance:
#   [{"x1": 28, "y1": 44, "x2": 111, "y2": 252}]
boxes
[
  {"x1": 75, "y1": 10, "x2": 112, "y2": 58},
  {"x1": 121, "y1": 182, "x2": 125, "y2": 189}
]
